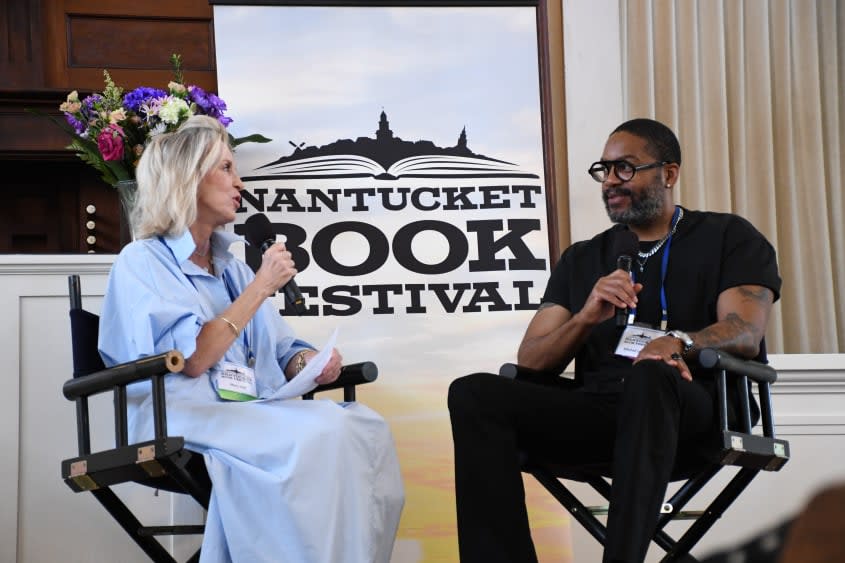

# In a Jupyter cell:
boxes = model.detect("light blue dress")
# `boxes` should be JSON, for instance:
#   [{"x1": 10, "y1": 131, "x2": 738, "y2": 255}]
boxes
[{"x1": 98, "y1": 230, "x2": 404, "y2": 563}]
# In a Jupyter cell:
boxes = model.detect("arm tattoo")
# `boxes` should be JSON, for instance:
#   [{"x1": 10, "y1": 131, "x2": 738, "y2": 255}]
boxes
[
  {"x1": 537, "y1": 302, "x2": 557, "y2": 311},
  {"x1": 693, "y1": 286, "x2": 773, "y2": 357},
  {"x1": 737, "y1": 286, "x2": 772, "y2": 305},
  {"x1": 695, "y1": 313, "x2": 759, "y2": 354}
]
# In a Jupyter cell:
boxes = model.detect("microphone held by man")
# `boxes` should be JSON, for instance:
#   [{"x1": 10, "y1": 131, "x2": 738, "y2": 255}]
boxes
[{"x1": 612, "y1": 229, "x2": 639, "y2": 327}]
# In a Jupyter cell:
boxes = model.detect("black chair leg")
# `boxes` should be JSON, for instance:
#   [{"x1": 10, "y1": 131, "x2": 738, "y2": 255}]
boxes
[
  {"x1": 159, "y1": 457, "x2": 211, "y2": 510},
  {"x1": 531, "y1": 467, "x2": 608, "y2": 545},
  {"x1": 92, "y1": 488, "x2": 177, "y2": 563},
  {"x1": 185, "y1": 548, "x2": 202, "y2": 563},
  {"x1": 667, "y1": 468, "x2": 760, "y2": 559},
  {"x1": 651, "y1": 465, "x2": 722, "y2": 555},
  {"x1": 661, "y1": 552, "x2": 700, "y2": 563},
  {"x1": 657, "y1": 465, "x2": 721, "y2": 531}
]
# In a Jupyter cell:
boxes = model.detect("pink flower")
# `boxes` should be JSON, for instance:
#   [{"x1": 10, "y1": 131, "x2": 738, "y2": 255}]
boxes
[{"x1": 97, "y1": 124, "x2": 125, "y2": 161}]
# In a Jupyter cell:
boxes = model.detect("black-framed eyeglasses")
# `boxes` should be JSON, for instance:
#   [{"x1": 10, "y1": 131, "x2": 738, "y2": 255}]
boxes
[{"x1": 587, "y1": 160, "x2": 667, "y2": 183}]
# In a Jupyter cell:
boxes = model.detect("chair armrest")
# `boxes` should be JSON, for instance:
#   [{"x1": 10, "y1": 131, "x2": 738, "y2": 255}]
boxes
[
  {"x1": 64, "y1": 354, "x2": 376, "y2": 400},
  {"x1": 697, "y1": 348, "x2": 789, "y2": 470},
  {"x1": 311, "y1": 361, "x2": 378, "y2": 393},
  {"x1": 63, "y1": 351, "x2": 185, "y2": 400},
  {"x1": 698, "y1": 348, "x2": 777, "y2": 384},
  {"x1": 499, "y1": 363, "x2": 579, "y2": 389},
  {"x1": 63, "y1": 351, "x2": 184, "y2": 455},
  {"x1": 304, "y1": 361, "x2": 379, "y2": 401}
]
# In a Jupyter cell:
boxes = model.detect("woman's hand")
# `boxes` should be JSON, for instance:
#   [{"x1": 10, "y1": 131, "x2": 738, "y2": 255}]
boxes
[
  {"x1": 296, "y1": 348, "x2": 343, "y2": 385},
  {"x1": 253, "y1": 242, "x2": 297, "y2": 299}
]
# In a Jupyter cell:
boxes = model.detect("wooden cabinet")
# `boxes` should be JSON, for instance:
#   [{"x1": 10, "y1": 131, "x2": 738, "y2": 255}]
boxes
[{"x1": 0, "y1": 0, "x2": 217, "y2": 253}]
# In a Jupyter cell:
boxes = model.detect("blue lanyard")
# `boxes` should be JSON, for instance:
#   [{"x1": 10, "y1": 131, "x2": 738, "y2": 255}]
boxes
[
  {"x1": 629, "y1": 206, "x2": 681, "y2": 330},
  {"x1": 221, "y1": 271, "x2": 256, "y2": 367},
  {"x1": 159, "y1": 236, "x2": 255, "y2": 366}
]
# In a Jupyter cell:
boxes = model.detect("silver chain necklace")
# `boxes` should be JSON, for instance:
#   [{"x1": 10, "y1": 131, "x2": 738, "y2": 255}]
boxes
[{"x1": 636, "y1": 207, "x2": 684, "y2": 272}]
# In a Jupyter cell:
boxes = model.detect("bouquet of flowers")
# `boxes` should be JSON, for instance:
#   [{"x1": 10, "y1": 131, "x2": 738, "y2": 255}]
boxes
[{"x1": 55, "y1": 53, "x2": 269, "y2": 186}]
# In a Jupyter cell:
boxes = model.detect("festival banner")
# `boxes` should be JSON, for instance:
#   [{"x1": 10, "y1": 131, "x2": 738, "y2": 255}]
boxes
[{"x1": 213, "y1": 3, "x2": 568, "y2": 560}]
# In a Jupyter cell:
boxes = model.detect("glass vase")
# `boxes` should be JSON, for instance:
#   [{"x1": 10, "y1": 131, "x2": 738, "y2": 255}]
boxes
[{"x1": 114, "y1": 179, "x2": 137, "y2": 246}]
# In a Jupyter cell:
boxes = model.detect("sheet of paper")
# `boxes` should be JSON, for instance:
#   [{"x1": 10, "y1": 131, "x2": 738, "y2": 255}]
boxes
[{"x1": 266, "y1": 327, "x2": 338, "y2": 400}]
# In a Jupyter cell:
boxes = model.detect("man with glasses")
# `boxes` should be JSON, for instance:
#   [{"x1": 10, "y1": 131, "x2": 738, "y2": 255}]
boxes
[{"x1": 448, "y1": 118, "x2": 781, "y2": 562}]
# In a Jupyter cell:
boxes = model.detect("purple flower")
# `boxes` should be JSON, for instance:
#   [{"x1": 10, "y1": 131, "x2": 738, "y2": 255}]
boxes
[
  {"x1": 123, "y1": 87, "x2": 167, "y2": 117},
  {"x1": 188, "y1": 85, "x2": 232, "y2": 126},
  {"x1": 82, "y1": 94, "x2": 102, "y2": 116},
  {"x1": 75, "y1": 95, "x2": 102, "y2": 122},
  {"x1": 64, "y1": 113, "x2": 87, "y2": 135}
]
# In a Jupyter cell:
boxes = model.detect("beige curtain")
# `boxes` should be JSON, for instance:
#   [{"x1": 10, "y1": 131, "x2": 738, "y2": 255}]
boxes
[{"x1": 620, "y1": 0, "x2": 844, "y2": 353}]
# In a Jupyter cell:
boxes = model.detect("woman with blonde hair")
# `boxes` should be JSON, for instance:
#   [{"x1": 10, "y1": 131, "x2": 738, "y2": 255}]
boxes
[{"x1": 99, "y1": 115, "x2": 404, "y2": 562}]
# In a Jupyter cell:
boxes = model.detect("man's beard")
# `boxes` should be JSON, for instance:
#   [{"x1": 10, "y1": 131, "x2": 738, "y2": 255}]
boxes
[{"x1": 603, "y1": 181, "x2": 664, "y2": 227}]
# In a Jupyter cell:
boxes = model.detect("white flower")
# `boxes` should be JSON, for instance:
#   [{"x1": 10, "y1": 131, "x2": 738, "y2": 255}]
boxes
[{"x1": 157, "y1": 97, "x2": 190, "y2": 125}]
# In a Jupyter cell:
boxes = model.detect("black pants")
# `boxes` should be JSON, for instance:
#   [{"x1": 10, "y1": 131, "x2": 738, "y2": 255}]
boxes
[{"x1": 448, "y1": 360, "x2": 716, "y2": 563}]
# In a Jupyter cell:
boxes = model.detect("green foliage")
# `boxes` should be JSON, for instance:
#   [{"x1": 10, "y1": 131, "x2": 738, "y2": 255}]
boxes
[{"x1": 230, "y1": 133, "x2": 273, "y2": 148}]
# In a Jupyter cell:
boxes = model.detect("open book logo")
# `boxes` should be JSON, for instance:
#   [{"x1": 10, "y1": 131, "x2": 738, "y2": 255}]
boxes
[{"x1": 243, "y1": 110, "x2": 540, "y2": 181}]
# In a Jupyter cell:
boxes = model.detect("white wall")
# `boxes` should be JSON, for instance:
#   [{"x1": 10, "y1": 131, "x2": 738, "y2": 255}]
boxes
[
  {"x1": 562, "y1": 0, "x2": 621, "y2": 243},
  {"x1": 0, "y1": 256, "x2": 202, "y2": 563}
]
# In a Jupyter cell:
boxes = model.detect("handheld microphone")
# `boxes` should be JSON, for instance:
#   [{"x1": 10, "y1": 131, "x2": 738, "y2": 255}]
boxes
[
  {"x1": 611, "y1": 230, "x2": 639, "y2": 327},
  {"x1": 243, "y1": 213, "x2": 306, "y2": 315}
]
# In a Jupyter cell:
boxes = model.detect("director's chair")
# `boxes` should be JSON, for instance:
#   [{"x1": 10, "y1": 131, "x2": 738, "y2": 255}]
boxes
[
  {"x1": 500, "y1": 346, "x2": 790, "y2": 562},
  {"x1": 61, "y1": 274, "x2": 379, "y2": 562}
]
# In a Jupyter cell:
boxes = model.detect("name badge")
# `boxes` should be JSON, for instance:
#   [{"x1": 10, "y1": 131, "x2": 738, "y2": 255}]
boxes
[
  {"x1": 212, "y1": 361, "x2": 257, "y2": 401},
  {"x1": 615, "y1": 325, "x2": 666, "y2": 359}
]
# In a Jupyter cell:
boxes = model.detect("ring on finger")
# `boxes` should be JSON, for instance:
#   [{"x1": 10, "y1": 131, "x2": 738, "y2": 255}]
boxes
[{"x1": 670, "y1": 353, "x2": 682, "y2": 361}]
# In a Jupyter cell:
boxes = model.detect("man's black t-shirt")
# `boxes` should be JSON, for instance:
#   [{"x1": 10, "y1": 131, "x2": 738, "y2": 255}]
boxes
[{"x1": 542, "y1": 208, "x2": 781, "y2": 391}]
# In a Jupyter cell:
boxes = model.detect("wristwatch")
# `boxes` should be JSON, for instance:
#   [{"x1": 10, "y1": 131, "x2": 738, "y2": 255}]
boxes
[{"x1": 667, "y1": 330, "x2": 695, "y2": 356}]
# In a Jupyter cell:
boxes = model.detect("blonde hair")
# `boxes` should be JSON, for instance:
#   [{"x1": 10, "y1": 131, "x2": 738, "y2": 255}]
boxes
[{"x1": 132, "y1": 115, "x2": 230, "y2": 239}]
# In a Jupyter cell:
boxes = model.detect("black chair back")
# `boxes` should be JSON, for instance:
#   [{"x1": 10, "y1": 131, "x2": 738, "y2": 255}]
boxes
[
  {"x1": 70, "y1": 308, "x2": 106, "y2": 377},
  {"x1": 68, "y1": 274, "x2": 106, "y2": 377}
]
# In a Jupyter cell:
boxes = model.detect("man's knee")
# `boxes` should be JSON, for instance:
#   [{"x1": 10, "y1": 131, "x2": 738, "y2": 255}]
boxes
[
  {"x1": 448, "y1": 372, "x2": 500, "y2": 415},
  {"x1": 623, "y1": 359, "x2": 681, "y2": 397}
]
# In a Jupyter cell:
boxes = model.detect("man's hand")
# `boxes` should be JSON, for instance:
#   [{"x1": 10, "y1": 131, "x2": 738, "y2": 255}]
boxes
[
  {"x1": 580, "y1": 269, "x2": 643, "y2": 325},
  {"x1": 518, "y1": 269, "x2": 643, "y2": 371},
  {"x1": 634, "y1": 335, "x2": 692, "y2": 381}
]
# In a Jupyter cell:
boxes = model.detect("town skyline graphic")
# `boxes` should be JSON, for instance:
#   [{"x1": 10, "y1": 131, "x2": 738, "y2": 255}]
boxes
[{"x1": 242, "y1": 110, "x2": 540, "y2": 181}]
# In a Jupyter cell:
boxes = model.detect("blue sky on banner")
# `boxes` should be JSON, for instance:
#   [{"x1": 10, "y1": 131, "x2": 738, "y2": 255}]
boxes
[{"x1": 214, "y1": 5, "x2": 545, "y2": 179}]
